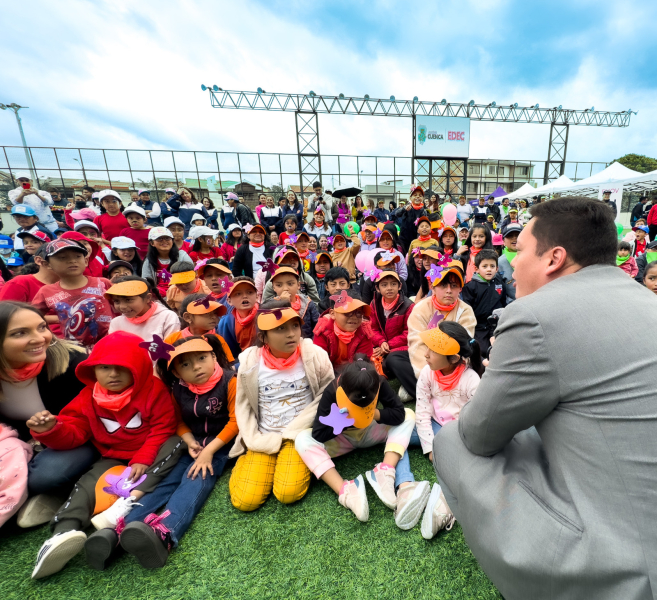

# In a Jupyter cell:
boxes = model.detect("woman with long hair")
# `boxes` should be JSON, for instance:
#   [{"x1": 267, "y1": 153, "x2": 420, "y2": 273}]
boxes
[
  {"x1": 281, "y1": 191, "x2": 304, "y2": 224},
  {"x1": 166, "y1": 187, "x2": 209, "y2": 233},
  {"x1": 352, "y1": 195, "x2": 366, "y2": 223},
  {"x1": 0, "y1": 302, "x2": 96, "y2": 528},
  {"x1": 335, "y1": 195, "x2": 351, "y2": 233},
  {"x1": 218, "y1": 224, "x2": 243, "y2": 268},
  {"x1": 202, "y1": 197, "x2": 219, "y2": 229}
]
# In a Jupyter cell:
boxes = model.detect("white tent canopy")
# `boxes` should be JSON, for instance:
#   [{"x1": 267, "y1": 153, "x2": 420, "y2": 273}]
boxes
[
  {"x1": 506, "y1": 182, "x2": 537, "y2": 200},
  {"x1": 614, "y1": 169, "x2": 657, "y2": 194},
  {"x1": 551, "y1": 162, "x2": 641, "y2": 197},
  {"x1": 510, "y1": 175, "x2": 574, "y2": 199}
]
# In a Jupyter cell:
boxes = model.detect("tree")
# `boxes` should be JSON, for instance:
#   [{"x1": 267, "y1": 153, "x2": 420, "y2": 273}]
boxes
[{"x1": 610, "y1": 154, "x2": 657, "y2": 174}]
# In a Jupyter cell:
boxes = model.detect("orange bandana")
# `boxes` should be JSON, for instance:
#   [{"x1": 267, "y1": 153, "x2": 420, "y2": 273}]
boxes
[
  {"x1": 433, "y1": 363, "x2": 466, "y2": 391},
  {"x1": 126, "y1": 302, "x2": 158, "y2": 324},
  {"x1": 93, "y1": 382, "x2": 133, "y2": 412},
  {"x1": 431, "y1": 296, "x2": 458, "y2": 313},
  {"x1": 262, "y1": 345, "x2": 301, "y2": 370},
  {"x1": 1, "y1": 361, "x2": 45, "y2": 382}
]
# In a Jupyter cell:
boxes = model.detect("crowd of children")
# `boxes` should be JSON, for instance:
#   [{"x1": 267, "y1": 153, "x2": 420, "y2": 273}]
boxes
[{"x1": 0, "y1": 182, "x2": 655, "y2": 581}]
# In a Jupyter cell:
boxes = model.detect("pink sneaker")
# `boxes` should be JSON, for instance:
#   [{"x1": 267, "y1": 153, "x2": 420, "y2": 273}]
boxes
[
  {"x1": 365, "y1": 463, "x2": 398, "y2": 509},
  {"x1": 338, "y1": 475, "x2": 369, "y2": 522}
]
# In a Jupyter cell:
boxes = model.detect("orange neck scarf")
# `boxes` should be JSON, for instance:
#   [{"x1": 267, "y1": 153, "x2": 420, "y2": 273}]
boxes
[
  {"x1": 431, "y1": 296, "x2": 458, "y2": 313},
  {"x1": 418, "y1": 235, "x2": 432, "y2": 242},
  {"x1": 334, "y1": 322, "x2": 356, "y2": 344},
  {"x1": 290, "y1": 295, "x2": 301, "y2": 312},
  {"x1": 262, "y1": 345, "x2": 301, "y2": 370},
  {"x1": 187, "y1": 362, "x2": 222, "y2": 395},
  {"x1": 126, "y1": 302, "x2": 158, "y2": 324},
  {"x1": 234, "y1": 303, "x2": 259, "y2": 350},
  {"x1": 333, "y1": 246, "x2": 348, "y2": 254},
  {"x1": 250, "y1": 241, "x2": 265, "y2": 248},
  {"x1": 381, "y1": 295, "x2": 399, "y2": 311},
  {"x1": 2, "y1": 361, "x2": 45, "y2": 382},
  {"x1": 433, "y1": 363, "x2": 466, "y2": 391},
  {"x1": 93, "y1": 382, "x2": 133, "y2": 412}
]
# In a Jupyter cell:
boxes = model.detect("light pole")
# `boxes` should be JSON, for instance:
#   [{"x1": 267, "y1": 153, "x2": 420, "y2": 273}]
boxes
[{"x1": 0, "y1": 103, "x2": 36, "y2": 181}]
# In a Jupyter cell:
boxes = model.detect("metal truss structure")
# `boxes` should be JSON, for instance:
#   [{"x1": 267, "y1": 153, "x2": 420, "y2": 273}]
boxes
[{"x1": 202, "y1": 86, "x2": 634, "y2": 194}]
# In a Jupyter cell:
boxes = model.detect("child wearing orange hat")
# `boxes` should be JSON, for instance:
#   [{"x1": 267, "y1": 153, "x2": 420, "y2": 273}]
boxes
[
  {"x1": 295, "y1": 355, "x2": 426, "y2": 529},
  {"x1": 407, "y1": 216, "x2": 436, "y2": 259},
  {"x1": 165, "y1": 261, "x2": 211, "y2": 313},
  {"x1": 395, "y1": 320, "x2": 483, "y2": 539},
  {"x1": 228, "y1": 299, "x2": 334, "y2": 512},
  {"x1": 270, "y1": 266, "x2": 319, "y2": 338},
  {"x1": 196, "y1": 258, "x2": 233, "y2": 307},
  {"x1": 217, "y1": 277, "x2": 259, "y2": 359}
]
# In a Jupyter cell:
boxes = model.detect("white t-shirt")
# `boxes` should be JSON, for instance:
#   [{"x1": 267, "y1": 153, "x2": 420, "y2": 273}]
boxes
[
  {"x1": 251, "y1": 243, "x2": 266, "y2": 275},
  {"x1": 257, "y1": 356, "x2": 312, "y2": 434}
]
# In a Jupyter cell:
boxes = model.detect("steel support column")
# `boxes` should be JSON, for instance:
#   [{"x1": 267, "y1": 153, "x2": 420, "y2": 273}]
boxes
[
  {"x1": 543, "y1": 123, "x2": 569, "y2": 184},
  {"x1": 295, "y1": 111, "x2": 321, "y2": 198}
]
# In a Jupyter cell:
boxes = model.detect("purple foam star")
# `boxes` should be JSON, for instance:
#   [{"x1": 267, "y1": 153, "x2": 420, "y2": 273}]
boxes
[
  {"x1": 426, "y1": 264, "x2": 444, "y2": 285},
  {"x1": 362, "y1": 210, "x2": 371, "y2": 218},
  {"x1": 327, "y1": 236, "x2": 335, "y2": 245},
  {"x1": 289, "y1": 234, "x2": 298, "y2": 244},
  {"x1": 193, "y1": 293, "x2": 214, "y2": 309},
  {"x1": 437, "y1": 253, "x2": 451, "y2": 267},
  {"x1": 243, "y1": 224, "x2": 254, "y2": 234},
  {"x1": 318, "y1": 403, "x2": 355, "y2": 435},
  {"x1": 427, "y1": 312, "x2": 445, "y2": 329},
  {"x1": 308, "y1": 251, "x2": 317, "y2": 263},
  {"x1": 103, "y1": 467, "x2": 147, "y2": 498},
  {"x1": 330, "y1": 289, "x2": 350, "y2": 309},
  {"x1": 380, "y1": 251, "x2": 395, "y2": 263},
  {"x1": 257, "y1": 258, "x2": 278, "y2": 276},
  {"x1": 412, "y1": 248, "x2": 422, "y2": 257},
  {"x1": 367, "y1": 267, "x2": 383, "y2": 281},
  {"x1": 159, "y1": 270, "x2": 172, "y2": 284},
  {"x1": 218, "y1": 276, "x2": 234, "y2": 293},
  {"x1": 194, "y1": 258, "x2": 209, "y2": 271},
  {"x1": 139, "y1": 334, "x2": 175, "y2": 361}
]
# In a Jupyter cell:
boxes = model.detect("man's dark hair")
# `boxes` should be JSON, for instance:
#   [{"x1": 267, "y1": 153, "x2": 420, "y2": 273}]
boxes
[
  {"x1": 474, "y1": 249, "x2": 499, "y2": 267},
  {"x1": 82, "y1": 185, "x2": 95, "y2": 193},
  {"x1": 325, "y1": 266, "x2": 351, "y2": 284},
  {"x1": 312, "y1": 181, "x2": 321, "y2": 189},
  {"x1": 529, "y1": 197, "x2": 617, "y2": 267},
  {"x1": 618, "y1": 241, "x2": 632, "y2": 252}
]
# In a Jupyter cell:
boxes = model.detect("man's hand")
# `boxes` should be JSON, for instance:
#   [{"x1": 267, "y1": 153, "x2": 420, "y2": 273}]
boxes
[
  {"x1": 26, "y1": 411, "x2": 56, "y2": 433},
  {"x1": 128, "y1": 463, "x2": 148, "y2": 483}
]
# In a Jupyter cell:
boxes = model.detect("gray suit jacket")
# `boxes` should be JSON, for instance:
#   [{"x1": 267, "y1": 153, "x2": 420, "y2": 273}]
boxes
[{"x1": 434, "y1": 264, "x2": 657, "y2": 600}]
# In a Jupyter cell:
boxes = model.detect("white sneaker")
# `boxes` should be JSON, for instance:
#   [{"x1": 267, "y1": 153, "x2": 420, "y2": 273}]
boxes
[
  {"x1": 338, "y1": 475, "x2": 369, "y2": 522},
  {"x1": 421, "y1": 483, "x2": 455, "y2": 539},
  {"x1": 90, "y1": 496, "x2": 140, "y2": 530},
  {"x1": 365, "y1": 463, "x2": 398, "y2": 509},
  {"x1": 17, "y1": 494, "x2": 64, "y2": 528},
  {"x1": 32, "y1": 530, "x2": 87, "y2": 579},
  {"x1": 394, "y1": 481, "x2": 431, "y2": 530},
  {"x1": 397, "y1": 386, "x2": 413, "y2": 402}
]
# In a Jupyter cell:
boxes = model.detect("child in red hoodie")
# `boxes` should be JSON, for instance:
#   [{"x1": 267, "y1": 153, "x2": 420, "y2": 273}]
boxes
[
  {"x1": 313, "y1": 288, "x2": 373, "y2": 371},
  {"x1": 26, "y1": 331, "x2": 183, "y2": 579}
]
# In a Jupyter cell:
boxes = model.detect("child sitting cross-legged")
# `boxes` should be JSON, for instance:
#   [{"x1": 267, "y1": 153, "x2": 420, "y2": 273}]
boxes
[
  {"x1": 295, "y1": 355, "x2": 428, "y2": 528},
  {"x1": 116, "y1": 335, "x2": 237, "y2": 569},
  {"x1": 107, "y1": 276, "x2": 180, "y2": 341},
  {"x1": 26, "y1": 331, "x2": 183, "y2": 579},
  {"x1": 269, "y1": 265, "x2": 319, "y2": 338},
  {"x1": 395, "y1": 321, "x2": 482, "y2": 539},
  {"x1": 165, "y1": 260, "x2": 211, "y2": 313},
  {"x1": 228, "y1": 299, "x2": 334, "y2": 511},
  {"x1": 461, "y1": 249, "x2": 507, "y2": 354},
  {"x1": 313, "y1": 288, "x2": 373, "y2": 370},
  {"x1": 164, "y1": 293, "x2": 235, "y2": 365}
]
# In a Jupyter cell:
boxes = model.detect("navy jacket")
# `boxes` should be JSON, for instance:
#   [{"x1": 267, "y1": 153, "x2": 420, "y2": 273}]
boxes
[{"x1": 374, "y1": 208, "x2": 392, "y2": 223}]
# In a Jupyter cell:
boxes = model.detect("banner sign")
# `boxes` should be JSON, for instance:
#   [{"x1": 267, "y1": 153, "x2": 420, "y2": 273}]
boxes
[
  {"x1": 598, "y1": 185, "x2": 623, "y2": 205},
  {"x1": 415, "y1": 116, "x2": 470, "y2": 159}
]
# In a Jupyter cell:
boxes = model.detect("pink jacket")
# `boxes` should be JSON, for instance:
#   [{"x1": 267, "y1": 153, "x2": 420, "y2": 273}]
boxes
[
  {"x1": 619, "y1": 256, "x2": 639, "y2": 278},
  {"x1": 0, "y1": 425, "x2": 33, "y2": 526}
]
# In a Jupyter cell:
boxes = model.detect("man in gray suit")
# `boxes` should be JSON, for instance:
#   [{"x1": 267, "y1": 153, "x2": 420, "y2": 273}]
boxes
[{"x1": 433, "y1": 197, "x2": 657, "y2": 600}]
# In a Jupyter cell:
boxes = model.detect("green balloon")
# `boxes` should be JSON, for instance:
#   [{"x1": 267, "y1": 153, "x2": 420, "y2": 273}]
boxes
[
  {"x1": 344, "y1": 221, "x2": 360, "y2": 235},
  {"x1": 440, "y1": 202, "x2": 451, "y2": 216},
  {"x1": 396, "y1": 225, "x2": 400, "y2": 234},
  {"x1": 616, "y1": 222, "x2": 624, "y2": 238}
]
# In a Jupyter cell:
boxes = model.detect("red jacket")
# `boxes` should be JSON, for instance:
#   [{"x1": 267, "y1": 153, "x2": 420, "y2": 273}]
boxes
[
  {"x1": 648, "y1": 205, "x2": 657, "y2": 227},
  {"x1": 33, "y1": 331, "x2": 177, "y2": 466},
  {"x1": 94, "y1": 212, "x2": 129, "y2": 241},
  {"x1": 218, "y1": 242, "x2": 238, "y2": 263},
  {"x1": 369, "y1": 295, "x2": 414, "y2": 352},
  {"x1": 313, "y1": 315, "x2": 373, "y2": 366}
]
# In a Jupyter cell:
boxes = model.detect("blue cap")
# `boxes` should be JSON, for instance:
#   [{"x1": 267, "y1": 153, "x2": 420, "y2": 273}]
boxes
[
  {"x1": 11, "y1": 204, "x2": 37, "y2": 217},
  {"x1": 6, "y1": 256, "x2": 24, "y2": 267},
  {"x1": 633, "y1": 225, "x2": 649, "y2": 233},
  {"x1": 0, "y1": 235, "x2": 13, "y2": 249}
]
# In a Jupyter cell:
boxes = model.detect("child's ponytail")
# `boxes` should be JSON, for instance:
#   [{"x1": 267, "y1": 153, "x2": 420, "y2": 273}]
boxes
[
  {"x1": 338, "y1": 353, "x2": 380, "y2": 405},
  {"x1": 438, "y1": 321, "x2": 483, "y2": 377}
]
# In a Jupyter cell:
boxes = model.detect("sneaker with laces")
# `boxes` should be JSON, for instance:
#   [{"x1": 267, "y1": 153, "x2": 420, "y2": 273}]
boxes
[
  {"x1": 421, "y1": 483, "x2": 456, "y2": 539},
  {"x1": 338, "y1": 475, "x2": 369, "y2": 522},
  {"x1": 394, "y1": 481, "x2": 431, "y2": 530},
  {"x1": 17, "y1": 493, "x2": 64, "y2": 528},
  {"x1": 365, "y1": 463, "x2": 398, "y2": 509},
  {"x1": 85, "y1": 528, "x2": 120, "y2": 571},
  {"x1": 397, "y1": 386, "x2": 413, "y2": 402},
  {"x1": 90, "y1": 496, "x2": 140, "y2": 531},
  {"x1": 32, "y1": 530, "x2": 87, "y2": 579},
  {"x1": 120, "y1": 513, "x2": 172, "y2": 569}
]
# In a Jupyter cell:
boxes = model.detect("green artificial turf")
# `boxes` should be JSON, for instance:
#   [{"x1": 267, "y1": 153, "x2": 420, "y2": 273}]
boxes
[{"x1": 0, "y1": 395, "x2": 502, "y2": 600}]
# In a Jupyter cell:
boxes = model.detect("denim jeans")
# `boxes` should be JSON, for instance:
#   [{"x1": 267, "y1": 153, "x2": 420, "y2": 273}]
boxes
[
  {"x1": 394, "y1": 420, "x2": 442, "y2": 488},
  {"x1": 28, "y1": 444, "x2": 99, "y2": 496},
  {"x1": 125, "y1": 445, "x2": 231, "y2": 547}
]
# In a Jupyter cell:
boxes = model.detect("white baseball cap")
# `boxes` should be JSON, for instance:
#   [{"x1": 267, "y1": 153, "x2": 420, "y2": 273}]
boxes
[
  {"x1": 226, "y1": 223, "x2": 242, "y2": 234},
  {"x1": 189, "y1": 225, "x2": 216, "y2": 240},
  {"x1": 73, "y1": 220, "x2": 99, "y2": 233},
  {"x1": 164, "y1": 216, "x2": 184, "y2": 228},
  {"x1": 124, "y1": 205, "x2": 147, "y2": 218},
  {"x1": 138, "y1": 189, "x2": 150, "y2": 196},
  {"x1": 111, "y1": 236, "x2": 138, "y2": 250},
  {"x1": 148, "y1": 226, "x2": 174, "y2": 241},
  {"x1": 15, "y1": 171, "x2": 31, "y2": 180},
  {"x1": 165, "y1": 188, "x2": 176, "y2": 194},
  {"x1": 91, "y1": 192, "x2": 100, "y2": 199},
  {"x1": 189, "y1": 213, "x2": 206, "y2": 224},
  {"x1": 99, "y1": 189, "x2": 121, "y2": 201}
]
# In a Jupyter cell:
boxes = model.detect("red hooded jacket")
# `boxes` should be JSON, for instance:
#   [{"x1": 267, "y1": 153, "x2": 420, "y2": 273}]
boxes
[
  {"x1": 33, "y1": 331, "x2": 177, "y2": 466},
  {"x1": 369, "y1": 295, "x2": 415, "y2": 352},
  {"x1": 313, "y1": 315, "x2": 374, "y2": 366},
  {"x1": 61, "y1": 231, "x2": 106, "y2": 278}
]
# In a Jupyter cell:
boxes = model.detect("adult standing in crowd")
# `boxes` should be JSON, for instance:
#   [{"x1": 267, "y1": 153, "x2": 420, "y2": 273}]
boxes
[
  {"x1": 203, "y1": 197, "x2": 219, "y2": 229},
  {"x1": 456, "y1": 195, "x2": 473, "y2": 225},
  {"x1": 282, "y1": 191, "x2": 304, "y2": 225},
  {"x1": 306, "y1": 181, "x2": 336, "y2": 227},
  {"x1": 471, "y1": 197, "x2": 488, "y2": 226},
  {"x1": 601, "y1": 190, "x2": 618, "y2": 219},
  {"x1": 259, "y1": 195, "x2": 283, "y2": 235},
  {"x1": 647, "y1": 199, "x2": 657, "y2": 242},
  {"x1": 227, "y1": 192, "x2": 256, "y2": 228},
  {"x1": 131, "y1": 189, "x2": 162, "y2": 226},
  {"x1": 630, "y1": 196, "x2": 649, "y2": 227},
  {"x1": 485, "y1": 196, "x2": 501, "y2": 222},
  {"x1": 255, "y1": 193, "x2": 267, "y2": 222},
  {"x1": 164, "y1": 187, "x2": 208, "y2": 233},
  {"x1": 433, "y1": 197, "x2": 657, "y2": 600},
  {"x1": 394, "y1": 185, "x2": 428, "y2": 253},
  {"x1": 9, "y1": 172, "x2": 58, "y2": 233}
]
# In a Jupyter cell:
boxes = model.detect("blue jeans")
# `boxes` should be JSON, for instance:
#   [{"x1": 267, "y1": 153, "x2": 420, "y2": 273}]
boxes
[
  {"x1": 394, "y1": 420, "x2": 442, "y2": 488},
  {"x1": 28, "y1": 444, "x2": 99, "y2": 496},
  {"x1": 125, "y1": 445, "x2": 231, "y2": 547}
]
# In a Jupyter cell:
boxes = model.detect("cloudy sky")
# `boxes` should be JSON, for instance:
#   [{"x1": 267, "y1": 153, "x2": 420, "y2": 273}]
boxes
[{"x1": 1, "y1": 0, "x2": 655, "y2": 182}]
